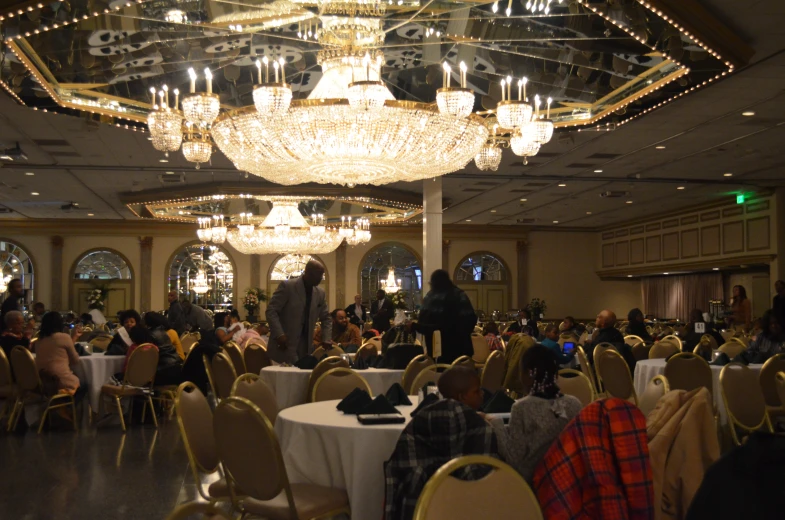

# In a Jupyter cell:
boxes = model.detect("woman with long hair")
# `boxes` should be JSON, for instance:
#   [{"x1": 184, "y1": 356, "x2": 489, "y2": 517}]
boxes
[
  {"x1": 35, "y1": 311, "x2": 86, "y2": 402},
  {"x1": 730, "y1": 285, "x2": 752, "y2": 332},
  {"x1": 489, "y1": 344, "x2": 581, "y2": 482}
]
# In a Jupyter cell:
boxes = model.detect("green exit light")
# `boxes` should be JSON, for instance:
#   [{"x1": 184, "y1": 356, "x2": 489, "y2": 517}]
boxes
[{"x1": 736, "y1": 193, "x2": 745, "y2": 204}]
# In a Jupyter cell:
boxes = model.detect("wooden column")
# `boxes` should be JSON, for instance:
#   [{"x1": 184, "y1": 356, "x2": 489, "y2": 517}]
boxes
[
  {"x1": 516, "y1": 239, "x2": 528, "y2": 309},
  {"x1": 335, "y1": 242, "x2": 347, "y2": 308},
  {"x1": 139, "y1": 236, "x2": 153, "y2": 312},
  {"x1": 50, "y1": 236, "x2": 64, "y2": 310},
  {"x1": 442, "y1": 239, "x2": 451, "y2": 274}
]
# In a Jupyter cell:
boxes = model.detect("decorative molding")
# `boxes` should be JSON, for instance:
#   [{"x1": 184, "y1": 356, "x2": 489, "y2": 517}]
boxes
[{"x1": 597, "y1": 254, "x2": 776, "y2": 279}]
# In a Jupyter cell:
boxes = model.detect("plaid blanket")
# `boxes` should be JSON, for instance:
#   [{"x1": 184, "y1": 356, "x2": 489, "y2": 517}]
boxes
[
  {"x1": 383, "y1": 399, "x2": 499, "y2": 520},
  {"x1": 533, "y1": 398, "x2": 654, "y2": 520}
]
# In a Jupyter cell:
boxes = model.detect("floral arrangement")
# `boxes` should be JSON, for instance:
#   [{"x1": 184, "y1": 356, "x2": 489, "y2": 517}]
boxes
[
  {"x1": 244, "y1": 287, "x2": 268, "y2": 315},
  {"x1": 390, "y1": 290, "x2": 409, "y2": 310},
  {"x1": 86, "y1": 285, "x2": 111, "y2": 311},
  {"x1": 526, "y1": 298, "x2": 547, "y2": 319}
]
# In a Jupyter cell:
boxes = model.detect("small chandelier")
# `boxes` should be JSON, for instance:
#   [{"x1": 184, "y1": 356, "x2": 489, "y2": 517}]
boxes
[
  {"x1": 148, "y1": 86, "x2": 183, "y2": 155},
  {"x1": 496, "y1": 76, "x2": 533, "y2": 130},
  {"x1": 182, "y1": 68, "x2": 220, "y2": 127},
  {"x1": 345, "y1": 217, "x2": 372, "y2": 246},
  {"x1": 531, "y1": 95, "x2": 554, "y2": 144},
  {"x1": 526, "y1": 0, "x2": 561, "y2": 15},
  {"x1": 475, "y1": 145, "x2": 502, "y2": 171},
  {"x1": 211, "y1": 215, "x2": 227, "y2": 244},
  {"x1": 347, "y1": 54, "x2": 390, "y2": 111},
  {"x1": 253, "y1": 57, "x2": 293, "y2": 115},
  {"x1": 191, "y1": 269, "x2": 210, "y2": 294},
  {"x1": 436, "y1": 62, "x2": 475, "y2": 119},
  {"x1": 182, "y1": 123, "x2": 212, "y2": 168},
  {"x1": 196, "y1": 217, "x2": 213, "y2": 242},
  {"x1": 380, "y1": 259, "x2": 401, "y2": 294}
]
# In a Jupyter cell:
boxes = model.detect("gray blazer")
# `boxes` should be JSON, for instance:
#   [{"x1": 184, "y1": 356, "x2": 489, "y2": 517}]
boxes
[{"x1": 266, "y1": 277, "x2": 331, "y2": 364}]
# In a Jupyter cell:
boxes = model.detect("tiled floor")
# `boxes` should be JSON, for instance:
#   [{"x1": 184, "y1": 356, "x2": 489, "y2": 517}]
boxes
[{"x1": 0, "y1": 418, "x2": 204, "y2": 519}]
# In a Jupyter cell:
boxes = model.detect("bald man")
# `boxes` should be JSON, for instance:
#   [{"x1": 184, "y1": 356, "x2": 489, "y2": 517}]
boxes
[
  {"x1": 585, "y1": 309, "x2": 636, "y2": 370},
  {"x1": 266, "y1": 259, "x2": 332, "y2": 363}
]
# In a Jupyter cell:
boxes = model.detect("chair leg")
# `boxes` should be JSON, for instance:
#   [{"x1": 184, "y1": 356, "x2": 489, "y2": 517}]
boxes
[
  {"x1": 141, "y1": 399, "x2": 147, "y2": 424},
  {"x1": 38, "y1": 404, "x2": 50, "y2": 434},
  {"x1": 71, "y1": 398, "x2": 78, "y2": 432},
  {"x1": 9, "y1": 399, "x2": 23, "y2": 432},
  {"x1": 115, "y1": 397, "x2": 126, "y2": 432},
  {"x1": 147, "y1": 396, "x2": 158, "y2": 428}
]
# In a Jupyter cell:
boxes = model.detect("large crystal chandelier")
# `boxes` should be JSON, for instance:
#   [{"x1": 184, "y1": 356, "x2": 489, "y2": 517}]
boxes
[
  {"x1": 380, "y1": 258, "x2": 401, "y2": 294},
  {"x1": 191, "y1": 270, "x2": 210, "y2": 294}
]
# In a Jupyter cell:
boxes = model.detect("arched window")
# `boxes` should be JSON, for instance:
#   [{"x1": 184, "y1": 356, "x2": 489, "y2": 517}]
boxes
[
  {"x1": 359, "y1": 243, "x2": 422, "y2": 310},
  {"x1": 268, "y1": 254, "x2": 328, "y2": 300},
  {"x1": 0, "y1": 240, "x2": 34, "y2": 307},
  {"x1": 168, "y1": 243, "x2": 235, "y2": 310},
  {"x1": 73, "y1": 250, "x2": 132, "y2": 279},
  {"x1": 455, "y1": 253, "x2": 507, "y2": 282}
]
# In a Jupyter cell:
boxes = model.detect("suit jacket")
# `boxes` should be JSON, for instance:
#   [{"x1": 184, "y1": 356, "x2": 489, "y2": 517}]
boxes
[
  {"x1": 344, "y1": 303, "x2": 368, "y2": 327},
  {"x1": 167, "y1": 301, "x2": 187, "y2": 336},
  {"x1": 370, "y1": 297, "x2": 394, "y2": 332},
  {"x1": 266, "y1": 277, "x2": 330, "y2": 364}
]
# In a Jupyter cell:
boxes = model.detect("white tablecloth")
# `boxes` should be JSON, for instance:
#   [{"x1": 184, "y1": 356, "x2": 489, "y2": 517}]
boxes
[
  {"x1": 633, "y1": 359, "x2": 763, "y2": 424},
  {"x1": 275, "y1": 400, "x2": 415, "y2": 519},
  {"x1": 260, "y1": 366, "x2": 405, "y2": 409}
]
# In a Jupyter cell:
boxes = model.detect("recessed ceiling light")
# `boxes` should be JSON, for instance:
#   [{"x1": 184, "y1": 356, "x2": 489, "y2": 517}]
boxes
[
  {"x1": 520, "y1": 198, "x2": 527, "y2": 202},
  {"x1": 626, "y1": 200, "x2": 633, "y2": 204},
  {"x1": 655, "y1": 145, "x2": 666, "y2": 149},
  {"x1": 166, "y1": 171, "x2": 175, "y2": 175},
  {"x1": 723, "y1": 173, "x2": 733, "y2": 177},
  {"x1": 490, "y1": 210, "x2": 497, "y2": 213},
  {"x1": 553, "y1": 220, "x2": 559, "y2": 224},
  {"x1": 24, "y1": 172, "x2": 34, "y2": 176},
  {"x1": 147, "y1": 137, "x2": 153, "y2": 141},
  {"x1": 594, "y1": 169, "x2": 603, "y2": 173},
  {"x1": 31, "y1": 192, "x2": 39, "y2": 196},
  {"x1": 627, "y1": 275, "x2": 633, "y2": 278},
  {"x1": 742, "y1": 111, "x2": 755, "y2": 117},
  {"x1": 586, "y1": 211, "x2": 592, "y2": 215},
  {"x1": 159, "y1": 159, "x2": 169, "y2": 163},
  {"x1": 465, "y1": 219, "x2": 472, "y2": 222},
  {"x1": 558, "y1": 183, "x2": 567, "y2": 187},
  {"x1": 663, "y1": 272, "x2": 670, "y2": 275},
  {"x1": 677, "y1": 186, "x2": 685, "y2": 190},
  {"x1": 87, "y1": 213, "x2": 94, "y2": 216},
  {"x1": 712, "y1": 267, "x2": 719, "y2": 271}
]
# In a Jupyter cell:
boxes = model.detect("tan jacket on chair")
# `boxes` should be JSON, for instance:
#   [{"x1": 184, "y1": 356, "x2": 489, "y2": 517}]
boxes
[{"x1": 646, "y1": 387, "x2": 719, "y2": 520}]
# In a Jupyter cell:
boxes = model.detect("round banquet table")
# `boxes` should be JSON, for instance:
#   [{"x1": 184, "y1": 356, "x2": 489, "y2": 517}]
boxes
[
  {"x1": 633, "y1": 358, "x2": 763, "y2": 424},
  {"x1": 260, "y1": 366, "x2": 405, "y2": 409},
  {"x1": 275, "y1": 400, "x2": 416, "y2": 519}
]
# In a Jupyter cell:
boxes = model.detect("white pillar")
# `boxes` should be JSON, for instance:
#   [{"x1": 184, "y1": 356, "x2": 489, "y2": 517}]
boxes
[{"x1": 423, "y1": 177, "x2": 443, "y2": 278}]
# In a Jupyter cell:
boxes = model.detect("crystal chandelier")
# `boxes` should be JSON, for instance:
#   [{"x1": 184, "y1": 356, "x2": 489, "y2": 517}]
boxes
[
  {"x1": 191, "y1": 269, "x2": 210, "y2": 294},
  {"x1": 253, "y1": 57, "x2": 293, "y2": 115},
  {"x1": 380, "y1": 258, "x2": 401, "y2": 294},
  {"x1": 475, "y1": 145, "x2": 503, "y2": 171},
  {"x1": 148, "y1": 86, "x2": 183, "y2": 155},
  {"x1": 526, "y1": 0, "x2": 562, "y2": 15},
  {"x1": 491, "y1": 80, "x2": 554, "y2": 164},
  {"x1": 182, "y1": 68, "x2": 220, "y2": 127},
  {"x1": 211, "y1": 215, "x2": 227, "y2": 244},
  {"x1": 436, "y1": 62, "x2": 475, "y2": 118}
]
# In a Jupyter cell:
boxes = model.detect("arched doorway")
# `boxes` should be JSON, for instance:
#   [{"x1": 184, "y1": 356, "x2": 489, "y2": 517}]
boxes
[
  {"x1": 358, "y1": 242, "x2": 422, "y2": 310},
  {"x1": 267, "y1": 254, "x2": 329, "y2": 301},
  {"x1": 454, "y1": 252, "x2": 511, "y2": 317},
  {"x1": 0, "y1": 239, "x2": 35, "y2": 311},
  {"x1": 70, "y1": 249, "x2": 134, "y2": 316},
  {"x1": 167, "y1": 243, "x2": 236, "y2": 311}
]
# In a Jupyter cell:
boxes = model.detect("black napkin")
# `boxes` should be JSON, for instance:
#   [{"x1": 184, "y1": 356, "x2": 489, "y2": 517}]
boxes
[
  {"x1": 336, "y1": 388, "x2": 373, "y2": 414},
  {"x1": 359, "y1": 394, "x2": 401, "y2": 415},
  {"x1": 294, "y1": 355, "x2": 319, "y2": 370},
  {"x1": 75, "y1": 343, "x2": 92, "y2": 356},
  {"x1": 385, "y1": 383, "x2": 412, "y2": 406},
  {"x1": 410, "y1": 393, "x2": 440, "y2": 417},
  {"x1": 710, "y1": 352, "x2": 730, "y2": 366},
  {"x1": 353, "y1": 354, "x2": 377, "y2": 370},
  {"x1": 732, "y1": 353, "x2": 750, "y2": 365},
  {"x1": 482, "y1": 391, "x2": 515, "y2": 414}
]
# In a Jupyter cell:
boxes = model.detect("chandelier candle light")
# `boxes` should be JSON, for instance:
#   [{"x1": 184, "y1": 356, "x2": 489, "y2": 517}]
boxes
[
  {"x1": 253, "y1": 57, "x2": 293, "y2": 115},
  {"x1": 436, "y1": 61, "x2": 475, "y2": 118}
]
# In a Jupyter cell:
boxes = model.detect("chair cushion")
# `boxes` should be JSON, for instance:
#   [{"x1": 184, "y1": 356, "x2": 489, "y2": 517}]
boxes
[
  {"x1": 100, "y1": 384, "x2": 146, "y2": 397},
  {"x1": 240, "y1": 483, "x2": 349, "y2": 520}
]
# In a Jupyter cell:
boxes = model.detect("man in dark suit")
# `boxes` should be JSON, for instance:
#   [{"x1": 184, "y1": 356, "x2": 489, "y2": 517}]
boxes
[
  {"x1": 345, "y1": 294, "x2": 368, "y2": 328},
  {"x1": 370, "y1": 289, "x2": 394, "y2": 333}
]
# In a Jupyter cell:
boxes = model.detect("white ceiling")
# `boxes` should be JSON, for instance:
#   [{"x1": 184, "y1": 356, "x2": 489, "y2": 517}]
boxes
[{"x1": 0, "y1": 0, "x2": 783, "y2": 227}]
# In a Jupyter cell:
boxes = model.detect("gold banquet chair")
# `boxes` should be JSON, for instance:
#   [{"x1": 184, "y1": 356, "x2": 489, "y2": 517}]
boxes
[
  {"x1": 638, "y1": 375, "x2": 670, "y2": 418},
  {"x1": 180, "y1": 332, "x2": 200, "y2": 355},
  {"x1": 411, "y1": 364, "x2": 452, "y2": 393},
  {"x1": 231, "y1": 373, "x2": 279, "y2": 425},
  {"x1": 210, "y1": 351, "x2": 238, "y2": 402},
  {"x1": 480, "y1": 351, "x2": 506, "y2": 393},
  {"x1": 88, "y1": 335, "x2": 112, "y2": 353},
  {"x1": 402, "y1": 354, "x2": 434, "y2": 394},
  {"x1": 596, "y1": 349, "x2": 638, "y2": 406},
  {"x1": 99, "y1": 344, "x2": 159, "y2": 431},
  {"x1": 718, "y1": 341, "x2": 746, "y2": 359},
  {"x1": 0, "y1": 348, "x2": 17, "y2": 428},
  {"x1": 557, "y1": 369, "x2": 594, "y2": 408},
  {"x1": 214, "y1": 397, "x2": 350, "y2": 519},
  {"x1": 244, "y1": 343, "x2": 272, "y2": 375},
  {"x1": 664, "y1": 352, "x2": 713, "y2": 395},
  {"x1": 624, "y1": 335, "x2": 645, "y2": 347},
  {"x1": 363, "y1": 335, "x2": 383, "y2": 353},
  {"x1": 451, "y1": 355, "x2": 476, "y2": 370},
  {"x1": 720, "y1": 363, "x2": 773, "y2": 446},
  {"x1": 323, "y1": 345, "x2": 346, "y2": 358},
  {"x1": 413, "y1": 455, "x2": 543, "y2": 520},
  {"x1": 660, "y1": 334, "x2": 682, "y2": 350},
  {"x1": 306, "y1": 356, "x2": 350, "y2": 403},
  {"x1": 471, "y1": 333, "x2": 491, "y2": 365},
  {"x1": 776, "y1": 371, "x2": 785, "y2": 409},
  {"x1": 223, "y1": 341, "x2": 247, "y2": 375},
  {"x1": 312, "y1": 368, "x2": 372, "y2": 402},
  {"x1": 575, "y1": 346, "x2": 598, "y2": 394},
  {"x1": 759, "y1": 354, "x2": 785, "y2": 415},
  {"x1": 355, "y1": 342, "x2": 378, "y2": 362},
  {"x1": 174, "y1": 382, "x2": 236, "y2": 504},
  {"x1": 631, "y1": 341, "x2": 651, "y2": 362},
  {"x1": 165, "y1": 502, "x2": 231, "y2": 520},
  {"x1": 649, "y1": 339, "x2": 680, "y2": 360}
]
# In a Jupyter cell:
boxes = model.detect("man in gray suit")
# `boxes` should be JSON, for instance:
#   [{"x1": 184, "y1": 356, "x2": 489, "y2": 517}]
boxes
[{"x1": 266, "y1": 259, "x2": 332, "y2": 363}]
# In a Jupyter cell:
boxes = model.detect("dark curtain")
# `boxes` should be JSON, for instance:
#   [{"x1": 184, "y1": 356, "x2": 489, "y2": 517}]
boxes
[{"x1": 641, "y1": 273, "x2": 723, "y2": 321}]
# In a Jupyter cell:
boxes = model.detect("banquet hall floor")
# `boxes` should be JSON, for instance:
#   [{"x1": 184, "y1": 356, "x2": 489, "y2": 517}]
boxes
[{"x1": 0, "y1": 421, "x2": 201, "y2": 519}]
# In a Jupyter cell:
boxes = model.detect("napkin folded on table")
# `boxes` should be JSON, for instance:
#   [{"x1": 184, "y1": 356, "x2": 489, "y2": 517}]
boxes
[
  {"x1": 410, "y1": 393, "x2": 440, "y2": 417},
  {"x1": 710, "y1": 352, "x2": 730, "y2": 366},
  {"x1": 732, "y1": 353, "x2": 750, "y2": 365},
  {"x1": 294, "y1": 355, "x2": 319, "y2": 370},
  {"x1": 482, "y1": 391, "x2": 515, "y2": 414},
  {"x1": 353, "y1": 354, "x2": 376, "y2": 370},
  {"x1": 359, "y1": 394, "x2": 401, "y2": 415},
  {"x1": 336, "y1": 388, "x2": 373, "y2": 414},
  {"x1": 385, "y1": 383, "x2": 412, "y2": 406}
]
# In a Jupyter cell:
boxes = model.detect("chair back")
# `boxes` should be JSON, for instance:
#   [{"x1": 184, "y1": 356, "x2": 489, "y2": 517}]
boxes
[
  {"x1": 718, "y1": 341, "x2": 746, "y2": 359},
  {"x1": 324, "y1": 345, "x2": 345, "y2": 358},
  {"x1": 558, "y1": 333, "x2": 578, "y2": 347},
  {"x1": 660, "y1": 334, "x2": 682, "y2": 349},
  {"x1": 402, "y1": 355, "x2": 435, "y2": 394},
  {"x1": 557, "y1": 369, "x2": 594, "y2": 408},
  {"x1": 578, "y1": 330, "x2": 590, "y2": 346},
  {"x1": 166, "y1": 502, "x2": 232, "y2": 520},
  {"x1": 575, "y1": 346, "x2": 597, "y2": 393},
  {"x1": 631, "y1": 342, "x2": 651, "y2": 361},
  {"x1": 307, "y1": 356, "x2": 350, "y2": 402},
  {"x1": 432, "y1": 330, "x2": 442, "y2": 359},
  {"x1": 649, "y1": 339, "x2": 680, "y2": 359},
  {"x1": 759, "y1": 354, "x2": 785, "y2": 408},
  {"x1": 9, "y1": 346, "x2": 40, "y2": 392},
  {"x1": 124, "y1": 344, "x2": 159, "y2": 387},
  {"x1": 730, "y1": 335, "x2": 749, "y2": 347},
  {"x1": 181, "y1": 333, "x2": 199, "y2": 354},
  {"x1": 451, "y1": 355, "x2": 475, "y2": 369},
  {"x1": 664, "y1": 352, "x2": 713, "y2": 395},
  {"x1": 213, "y1": 397, "x2": 293, "y2": 506},
  {"x1": 244, "y1": 343, "x2": 272, "y2": 374},
  {"x1": 597, "y1": 349, "x2": 638, "y2": 405},
  {"x1": 776, "y1": 371, "x2": 785, "y2": 408},
  {"x1": 363, "y1": 336, "x2": 382, "y2": 353},
  {"x1": 413, "y1": 455, "x2": 543, "y2": 520},
  {"x1": 89, "y1": 335, "x2": 112, "y2": 352},
  {"x1": 411, "y1": 364, "x2": 451, "y2": 392},
  {"x1": 311, "y1": 346, "x2": 326, "y2": 360},
  {"x1": 702, "y1": 334, "x2": 719, "y2": 350},
  {"x1": 638, "y1": 375, "x2": 670, "y2": 417},
  {"x1": 720, "y1": 363, "x2": 773, "y2": 444},
  {"x1": 624, "y1": 335, "x2": 644, "y2": 347},
  {"x1": 312, "y1": 368, "x2": 372, "y2": 402},
  {"x1": 175, "y1": 382, "x2": 220, "y2": 473},
  {"x1": 355, "y1": 342, "x2": 378, "y2": 362},
  {"x1": 471, "y1": 334, "x2": 490, "y2": 364},
  {"x1": 480, "y1": 351, "x2": 505, "y2": 392},
  {"x1": 223, "y1": 342, "x2": 246, "y2": 375},
  {"x1": 211, "y1": 352, "x2": 238, "y2": 400},
  {"x1": 0, "y1": 348, "x2": 12, "y2": 387},
  {"x1": 231, "y1": 373, "x2": 279, "y2": 425},
  {"x1": 591, "y1": 342, "x2": 617, "y2": 364}
]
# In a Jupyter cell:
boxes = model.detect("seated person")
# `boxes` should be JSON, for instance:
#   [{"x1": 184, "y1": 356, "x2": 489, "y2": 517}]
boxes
[
  {"x1": 507, "y1": 309, "x2": 538, "y2": 337},
  {"x1": 489, "y1": 345, "x2": 581, "y2": 482},
  {"x1": 681, "y1": 308, "x2": 724, "y2": 353},
  {"x1": 483, "y1": 321, "x2": 504, "y2": 352},
  {"x1": 559, "y1": 315, "x2": 582, "y2": 337},
  {"x1": 144, "y1": 311, "x2": 186, "y2": 361},
  {"x1": 585, "y1": 309, "x2": 636, "y2": 370},
  {"x1": 180, "y1": 314, "x2": 225, "y2": 394},
  {"x1": 313, "y1": 309, "x2": 362, "y2": 349},
  {"x1": 437, "y1": 365, "x2": 484, "y2": 410},
  {"x1": 216, "y1": 310, "x2": 245, "y2": 345},
  {"x1": 31, "y1": 301, "x2": 46, "y2": 325},
  {"x1": 625, "y1": 308, "x2": 653, "y2": 343},
  {"x1": 106, "y1": 309, "x2": 144, "y2": 355},
  {"x1": 35, "y1": 312, "x2": 86, "y2": 404},
  {"x1": 540, "y1": 324, "x2": 575, "y2": 365},
  {"x1": 212, "y1": 312, "x2": 232, "y2": 344},
  {"x1": 747, "y1": 309, "x2": 784, "y2": 362},
  {"x1": 1, "y1": 311, "x2": 31, "y2": 377},
  {"x1": 238, "y1": 322, "x2": 270, "y2": 350}
]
